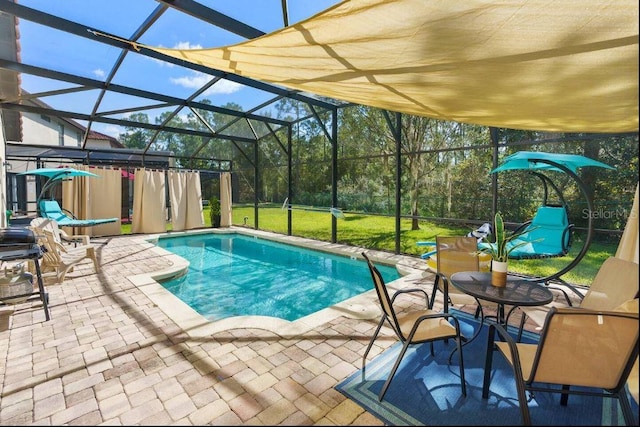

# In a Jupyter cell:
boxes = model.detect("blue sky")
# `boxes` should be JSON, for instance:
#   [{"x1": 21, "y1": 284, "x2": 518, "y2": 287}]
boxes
[{"x1": 17, "y1": 0, "x2": 342, "y2": 138}]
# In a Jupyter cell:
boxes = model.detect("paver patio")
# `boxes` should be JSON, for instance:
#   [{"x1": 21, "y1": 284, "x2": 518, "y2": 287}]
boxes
[{"x1": 0, "y1": 228, "x2": 579, "y2": 425}]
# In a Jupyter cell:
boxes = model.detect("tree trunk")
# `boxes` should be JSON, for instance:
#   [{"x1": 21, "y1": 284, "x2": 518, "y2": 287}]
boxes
[{"x1": 582, "y1": 140, "x2": 600, "y2": 205}]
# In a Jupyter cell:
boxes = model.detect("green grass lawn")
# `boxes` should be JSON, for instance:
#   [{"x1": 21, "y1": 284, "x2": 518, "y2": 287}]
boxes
[
  {"x1": 231, "y1": 206, "x2": 618, "y2": 287},
  {"x1": 123, "y1": 205, "x2": 619, "y2": 287}
]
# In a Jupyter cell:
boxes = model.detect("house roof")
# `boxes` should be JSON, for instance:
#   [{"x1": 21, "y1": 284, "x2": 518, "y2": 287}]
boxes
[
  {"x1": 0, "y1": 8, "x2": 21, "y2": 141},
  {"x1": 19, "y1": 91, "x2": 126, "y2": 148}
]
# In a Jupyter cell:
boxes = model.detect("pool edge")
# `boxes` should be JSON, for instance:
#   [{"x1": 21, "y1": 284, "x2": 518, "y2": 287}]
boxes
[{"x1": 130, "y1": 227, "x2": 428, "y2": 338}]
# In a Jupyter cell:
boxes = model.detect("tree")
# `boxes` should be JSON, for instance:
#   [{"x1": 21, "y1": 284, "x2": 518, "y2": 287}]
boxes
[
  {"x1": 119, "y1": 113, "x2": 153, "y2": 149},
  {"x1": 341, "y1": 107, "x2": 474, "y2": 230}
]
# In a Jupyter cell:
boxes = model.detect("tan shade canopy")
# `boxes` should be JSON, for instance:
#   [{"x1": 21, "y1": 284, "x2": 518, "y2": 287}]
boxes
[
  {"x1": 147, "y1": 0, "x2": 638, "y2": 133},
  {"x1": 615, "y1": 183, "x2": 639, "y2": 264}
]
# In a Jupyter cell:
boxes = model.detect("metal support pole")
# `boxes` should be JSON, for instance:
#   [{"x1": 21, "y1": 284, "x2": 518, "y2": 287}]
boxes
[
  {"x1": 287, "y1": 124, "x2": 292, "y2": 236},
  {"x1": 253, "y1": 139, "x2": 259, "y2": 229},
  {"x1": 395, "y1": 112, "x2": 402, "y2": 254},
  {"x1": 490, "y1": 127, "x2": 499, "y2": 217},
  {"x1": 331, "y1": 108, "x2": 338, "y2": 243}
]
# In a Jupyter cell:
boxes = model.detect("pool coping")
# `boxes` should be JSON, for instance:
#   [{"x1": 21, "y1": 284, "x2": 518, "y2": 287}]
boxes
[{"x1": 128, "y1": 226, "x2": 428, "y2": 338}]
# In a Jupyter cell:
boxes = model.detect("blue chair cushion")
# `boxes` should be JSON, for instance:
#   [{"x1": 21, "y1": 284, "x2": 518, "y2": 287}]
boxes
[
  {"x1": 39, "y1": 200, "x2": 118, "y2": 226},
  {"x1": 478, "y1": 206, "x2": 572, "y2": 259}
]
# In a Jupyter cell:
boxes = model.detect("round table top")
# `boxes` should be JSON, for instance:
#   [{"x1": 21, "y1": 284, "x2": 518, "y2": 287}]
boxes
[{"x1": 450, "y1": 271, "x2": 554, "y2": 307}]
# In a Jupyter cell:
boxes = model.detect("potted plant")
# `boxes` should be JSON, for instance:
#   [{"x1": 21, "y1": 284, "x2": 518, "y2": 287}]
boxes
[
  {"x1": 480, "y1": 212, "x2": 532, "y2": 287},
  {"x1": 209, "y1": 196, "x2": 221, "y2": 228}
]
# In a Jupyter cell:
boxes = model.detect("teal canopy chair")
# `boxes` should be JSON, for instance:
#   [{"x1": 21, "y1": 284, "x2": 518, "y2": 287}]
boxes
[
  {"x1": 39, "y1": 200, "x2": 117, "y2": 227},
  {"x1": 478, "y1": 205, "x2": 573, "y2": 260},
  {"x1": 483, "y1": 151, "x2": 615, "y2": 300},
  {"x1": 19, "y1": 167, "x2": 119, "y2": 227}
]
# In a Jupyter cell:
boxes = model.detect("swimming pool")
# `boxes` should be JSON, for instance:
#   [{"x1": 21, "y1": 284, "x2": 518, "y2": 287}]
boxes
[{"x1": 156, "y1": 233, "x2": 401, "y2": 322}]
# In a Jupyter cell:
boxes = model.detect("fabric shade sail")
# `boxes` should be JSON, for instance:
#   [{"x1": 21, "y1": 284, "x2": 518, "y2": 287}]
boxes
[{"x1": 145, "y1": 0, "x2": 638, "y2": 133}]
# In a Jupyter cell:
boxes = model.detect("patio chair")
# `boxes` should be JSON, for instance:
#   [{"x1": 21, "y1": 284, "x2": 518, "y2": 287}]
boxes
[
  {"x1": 30, "y1": 217, "x2": 91, "y2": 247},
  {"x1": 430, "y1": 236, "x2": 493, "y2": 316},
  {"x1": 615, "y1": 299, "x2": 640, "y2": 409},
  {"x1": 30, "y1": 218, "x2": 97, "y2": 263},
  {"x1": 361, "y1": 252, "x2": 466, "y2": 401},
  {"x1": 516, "y1": 256, "x2": 639, "y2": 341},
  {"x1": 39, "y1": 199, "x2": 118, "y2": 227},
  {"x1": 30, "y1": 228, "x2": 99, "y2": 283},
  {"x1": 483, "y1": 304, "x2": 639, "y2": 426}
]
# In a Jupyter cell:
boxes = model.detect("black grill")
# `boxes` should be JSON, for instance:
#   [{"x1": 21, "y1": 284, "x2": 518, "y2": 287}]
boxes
[
  {"x1": 0, "y1": 227, "x2": 42, "y2": 261},
  {"x1": 0, "y1": 227, "x2": 49, "y2": 320}
]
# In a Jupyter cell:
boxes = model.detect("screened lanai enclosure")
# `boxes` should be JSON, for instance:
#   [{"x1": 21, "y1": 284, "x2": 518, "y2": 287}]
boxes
[{"x1": 1, "y1": 0, "x2": 638, "y2": 285}]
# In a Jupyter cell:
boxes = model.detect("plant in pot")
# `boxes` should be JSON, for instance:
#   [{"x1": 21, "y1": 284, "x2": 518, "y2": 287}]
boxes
[
  {"x1": 209, "y1": 196, "x2": 221, "y2": 228},
  {"x1": 480, "y1": 212, "x2": 532, "y2": 287}
]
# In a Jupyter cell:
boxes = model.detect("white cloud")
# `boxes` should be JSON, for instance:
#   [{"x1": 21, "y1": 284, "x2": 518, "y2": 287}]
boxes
[
  {"x1": 174, "y1": 41, "x2": 202, "y2": 50},
  {"x1": 98, "y1": 124, "x2": 121, "y2": 139},
  {"x1": 151, "y1": 41, "x2": 242, "y2": 95},
  {"x1": 93, "y1": 68, "x2": 106, "y2": 78},
  {"x1": 151, "y1": 41, "x2": 203, "y2": 67},
  {"x1": 170, "y1": 72, "x2": 243, "y2": 95}
]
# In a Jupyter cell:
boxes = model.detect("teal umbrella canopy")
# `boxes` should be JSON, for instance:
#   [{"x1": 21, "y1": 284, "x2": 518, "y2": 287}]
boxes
[
  {"x1": 19, "y1": 167, "x2": 101, "y2": 207},
  {"x1": 491, "y1": 151, "x2": 615, "y2": 174},
  {"x1": 18, "y1": 167, "x2": 99, "y2": 180}
]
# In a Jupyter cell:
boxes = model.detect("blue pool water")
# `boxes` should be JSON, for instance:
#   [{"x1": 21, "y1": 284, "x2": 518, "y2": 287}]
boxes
[{"x1": 156, "y1": 233, "x2": 400, "y2": 322}]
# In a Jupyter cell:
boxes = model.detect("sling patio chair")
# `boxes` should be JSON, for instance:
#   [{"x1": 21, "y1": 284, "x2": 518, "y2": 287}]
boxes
[
  {"x1": 615, "y1": 299, "x2": 639, "y2": 410},
  {"x1": 361, "y1": 251, "x2": 466, "y2": 402},
  {"x1": 483, "y1": 304, "x2": 639, "y2": 426},
  {"x1": 515, "y1": 256, "x2": 639, "y2": 341},
  {"x1": 429, "y1": 236, "x2": 498, "y2": 320}
]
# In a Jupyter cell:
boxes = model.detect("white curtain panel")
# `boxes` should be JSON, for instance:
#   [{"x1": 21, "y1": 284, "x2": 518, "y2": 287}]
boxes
[
  {"x1": 220, "y1": 172, "x2": 232, "y2": 227},
  {"x1": 87, "y1": 167, "x2": 121, "y2": 237},
  {"x1": 61, "y1": 166, "x2": 121, "y2": 236},
  {"x1": 62, "y1": 165, "x2": 90, "y2": 236},
  {"x1": 132, "y1": 168, "x2": 167, "y2": 234},
  {"x1": 168, "y1": 170, "x2": 204, "y2": 231}
]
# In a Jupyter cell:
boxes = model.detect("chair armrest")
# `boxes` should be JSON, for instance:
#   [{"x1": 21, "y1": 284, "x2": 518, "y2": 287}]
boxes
[
  {"x1": 561, "y1": 224, "x2": 574, "y2": 252},
  {"x1": 414, "y1": 311, "x2": 462, "y2": 325},
  {"x1": 483, "y1": 322, "x2": 530, "y2": 422},
  {"x1": 513, "y1": 220, "x2": 532, "y2": 235},
  {"x1": 61, "y1": 207, "x2": 78, "y2": 219},
  {"x1": 50, "y1": 239, "x2": 67, "y2": 253},
  {"x1": 391, "y1": 287, "x2": 430, "y2": 308},
  {"x1": 420, "y1": 249, "x2": 437, "y2": 259},
  {"x1": 490, "y1": 322, "x2": 520, "y2": 354},
  {"x1": 409, "y1": 312, "x2": 465, "y2": 343},
  {"x1": 60, "y1": 233, "x2": 91, "y2": 246}
]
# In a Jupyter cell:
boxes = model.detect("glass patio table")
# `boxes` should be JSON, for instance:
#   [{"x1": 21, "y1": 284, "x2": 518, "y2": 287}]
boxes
[{"x1": 449, "y1": 271, "x2": 554, "y2": 346}]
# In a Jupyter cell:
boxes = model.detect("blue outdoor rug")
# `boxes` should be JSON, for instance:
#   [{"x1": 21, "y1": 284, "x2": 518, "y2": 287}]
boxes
[{"x1": 336, "y1": 309, "x2": 638, "y2": 426}]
